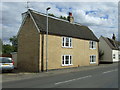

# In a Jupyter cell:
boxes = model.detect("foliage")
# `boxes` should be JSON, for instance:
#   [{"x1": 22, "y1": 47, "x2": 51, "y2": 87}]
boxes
[
  {"x1": 2, "y1": 44, "x2": 14, "y2": 54},
  {"x1": 59, "y1": 16, "x2": 67, "y2": 20},
  {"x1": 9, "y1": 36, "x2": 18, "y2": 52},
  {"x1": 48, "y1": 13, "x2": 67, "y2": 21},
  {"x1": 2, "y1": 36, "x2": 18, "y2": 54},
  {"x1": 48, "y1": 13, "x2": 56, "y2": 17},
  {"x1": 99, "y1": 50, "x2": 104, "y2": 60},
  {"x1": 0, "y1": 39, "x2": 2, "y2": 54}
]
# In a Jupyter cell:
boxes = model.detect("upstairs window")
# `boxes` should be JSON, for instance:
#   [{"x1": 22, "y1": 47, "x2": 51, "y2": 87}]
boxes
[
  {"x1": 89, "y1": 41, "x2": 96, "y2": 49},
  {"x1": 62, "y1": 37, "x2": 72, "y2": 48}
]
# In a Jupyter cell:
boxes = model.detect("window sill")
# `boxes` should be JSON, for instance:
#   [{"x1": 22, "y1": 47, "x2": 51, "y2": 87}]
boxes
[
  {"x1": 90, "y1": 48, "x2": 96, "y2": 50},
  {"x1": 90, "y1": 62, "x2": 96, "y2": 64},
  {"x1": 61, "y1": 64, "x2": 73, "y2": 66},
  {"x1": 62, "y1": 46, "x2": 73, "y2": 49}
]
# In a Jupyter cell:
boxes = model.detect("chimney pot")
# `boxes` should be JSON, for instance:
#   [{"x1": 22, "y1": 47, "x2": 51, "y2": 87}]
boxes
[
  {"x1": 69, "y1": 12, "x2": 72, "y2": 16},
  {"x1": 67, "y1": 12, "x2": 74, "y2": 23}
]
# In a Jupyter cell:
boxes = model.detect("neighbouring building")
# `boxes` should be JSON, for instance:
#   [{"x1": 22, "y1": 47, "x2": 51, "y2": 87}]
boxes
[
  {"x1": 11, "y1": 52, "x2": 17, "y2": 68},
  {"x1": 99, "y1": 35, "x2": 120, "y2": 63},
  {"x1": 17, "y1": 9, "x2": 99, "y2": 72}
]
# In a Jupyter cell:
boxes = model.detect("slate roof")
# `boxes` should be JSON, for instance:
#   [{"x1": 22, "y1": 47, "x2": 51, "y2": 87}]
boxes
[
  {"x1": 28, "y1": 9, "x2": 99, "y2": 42},
  {"x1": 102, "y1": 36, "x2": 120, "y2": 50}
]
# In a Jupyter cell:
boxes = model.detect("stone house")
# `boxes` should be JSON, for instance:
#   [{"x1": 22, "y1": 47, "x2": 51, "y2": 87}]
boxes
[{"x1": 17, "y1": 9, "x2": 99, "y2": 72}]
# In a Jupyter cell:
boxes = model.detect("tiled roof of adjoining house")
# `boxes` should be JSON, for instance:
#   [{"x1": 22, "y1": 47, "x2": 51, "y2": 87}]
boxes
[
  {"x1": 28, "y1": 9, "x2": 99, "y2": 42},
  {"x1": 102, "y1": 36, "x2": 120, "y2": 50}
]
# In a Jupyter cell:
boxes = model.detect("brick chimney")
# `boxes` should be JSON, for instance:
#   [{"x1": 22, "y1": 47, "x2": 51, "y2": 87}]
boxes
[{"x1": 67, "y1": 12, "x2": 74, "y2": 23}]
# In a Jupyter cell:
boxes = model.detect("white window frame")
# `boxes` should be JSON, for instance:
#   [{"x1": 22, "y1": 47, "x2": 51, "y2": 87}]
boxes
[
  {"x1": 90, "y1": 55, "x2": 96, "y2": 64},
  {"x1": 113, "y1": 54, "x2": 116, "y2": 59},
  {"x1": 62, "y1": 55, "x2": 73, "y2": 66},
  {"x1": 62, "y1": 37, "x2": 72, "y2": 48},
  {"x1": 119, "y1": 54, "x2": 120, "y2": 60},
  {"x1": 89, "y1": 41, "x2": 96, "y2": 49}
]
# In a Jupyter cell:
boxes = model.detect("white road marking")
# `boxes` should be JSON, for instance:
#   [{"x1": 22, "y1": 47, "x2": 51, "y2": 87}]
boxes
[
  {"x1": 103, "y1": 69, "x2": 118, "y2": 74},
  {"x1": 55, "y1": 75, "x2": 92, "y2": 85}
]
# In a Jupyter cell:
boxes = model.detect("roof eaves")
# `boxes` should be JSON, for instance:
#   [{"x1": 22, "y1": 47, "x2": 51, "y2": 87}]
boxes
[
  {"x1": 17, "y1": 12, "x2": 28, "y2": 37},
  {"x1": 40, "y1": 31, "x2": 99, "y2": 42},
  {"x1": 101, "y1": 36, "x2": 113, "y2": 49}
]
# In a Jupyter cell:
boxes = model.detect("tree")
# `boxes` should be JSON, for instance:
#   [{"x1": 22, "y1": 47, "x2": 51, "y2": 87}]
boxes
[
  {"x1": 48, "y1": 13, "x2": 56, "y2": 17},
  {"x1": 0, "y1": 39, "x2": 2, "y2": 54},
  {"x1": 99, "y1": 50, "x2": 104, "y2": 60},
  {"x1": 59, "y1": 15, "x2": 67, "y2": 20},
  {"x1": 48, "y1": 13, "x2": 67, "y2": 21},
  {"x1": 9, "y1": 36, "x2": 18, "y2": 52},
  {"x1": 2, "y1": 44, "x2": 14, "y2": 54}
]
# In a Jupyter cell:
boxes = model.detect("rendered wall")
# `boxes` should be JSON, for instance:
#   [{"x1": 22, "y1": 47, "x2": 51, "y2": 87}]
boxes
[
  {"x1": 99, "y1": 37, "x2": 112, "y2": 62},
  {"x1": 40, "y1": 34, "x2": 99, "y2": 71}
]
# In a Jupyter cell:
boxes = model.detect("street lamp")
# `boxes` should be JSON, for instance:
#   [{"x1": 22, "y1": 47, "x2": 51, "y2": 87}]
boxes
[{"x1": 46, "y1": 7, "x2": 51, "y2": 72}]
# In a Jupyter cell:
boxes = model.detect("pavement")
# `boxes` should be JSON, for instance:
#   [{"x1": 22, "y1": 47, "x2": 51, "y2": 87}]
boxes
[{"x1": 1, "y1": 63, "x2": 118, "y2": 83}]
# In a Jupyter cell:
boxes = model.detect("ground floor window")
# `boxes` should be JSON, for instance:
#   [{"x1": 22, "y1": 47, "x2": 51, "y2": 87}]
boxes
[
  {"x1": 113, "y1": 54, "x2": 116, "y2": 59},
  {"x1": 62, "y1": 55, "x2": 72, "y2": 66},
  {"x1": 90, "y1": 55, "x2": 96, "y2": 64}
]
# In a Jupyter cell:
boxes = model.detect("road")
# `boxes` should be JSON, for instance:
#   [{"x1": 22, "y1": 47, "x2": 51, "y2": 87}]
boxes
[{"x1": 2, "y1": 63, "x2": 118, "y2": 88}]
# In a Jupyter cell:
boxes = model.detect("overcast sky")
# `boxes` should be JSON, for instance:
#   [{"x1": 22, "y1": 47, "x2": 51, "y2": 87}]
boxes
[{"x1": 1, "y1": 1, "x2": 119, "y2": 44}]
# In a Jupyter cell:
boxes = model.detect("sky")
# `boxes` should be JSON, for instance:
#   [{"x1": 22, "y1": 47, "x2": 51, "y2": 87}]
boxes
[{"x1": 1, "y1": 1, "x2": 119, "y2": 44}]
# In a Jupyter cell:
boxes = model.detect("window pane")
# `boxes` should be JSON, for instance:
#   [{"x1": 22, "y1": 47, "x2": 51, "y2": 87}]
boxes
[
  {"x1": 66, "y1": 38, "x2": 69, "y2": 42},
  {"x1": 62, "y1": 37, "x2": 64, "y2": 46},
  {"x1": 94, "y1": 42, "x2": 96, "y2": 48},
  {"x1": 70, "y1": 38, "x2": 72, "y2": 47},
  {"x1": 66, "y1": 42, "x2": 69, "y2": 46},
  {"x1": 65, "y1": 60, "x2": 69, "y2": 64},
  {"x1": 89, "y1": 42, "x2": 91, "y2": 48},
  {"x1": 70, "y1": 56, "x2": 72, "y2": 64},
  {"x1": 65, "y1": 56, "x2": 69, "y2": 64},
  {"x1": 65, "y1": 38, "x2": 69, "y2": 46},
  {"x1": 93, "y1": 56, "x2": 95, "y2": 62},
  {"x1": 92, "y1": 42, "x2": 94, "y2": 48},
  {"x1": 62, "y1": 56, "x2": 64, "y2": 64}
]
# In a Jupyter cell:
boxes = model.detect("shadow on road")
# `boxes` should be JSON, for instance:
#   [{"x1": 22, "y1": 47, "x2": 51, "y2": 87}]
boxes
[{"x1": 99, "y1": 62, "x2": 113, "y2": 64}]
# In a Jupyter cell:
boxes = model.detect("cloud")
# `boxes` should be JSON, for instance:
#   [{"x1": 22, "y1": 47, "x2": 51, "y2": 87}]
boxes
[{"x1": 1, "y1": 2, "x2": 119, "y2": 44}]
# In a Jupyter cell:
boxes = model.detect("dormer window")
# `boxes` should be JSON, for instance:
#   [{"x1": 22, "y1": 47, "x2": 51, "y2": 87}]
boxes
[{"x1": 89, "y1": 41, "x2": 96, "y2": 49}]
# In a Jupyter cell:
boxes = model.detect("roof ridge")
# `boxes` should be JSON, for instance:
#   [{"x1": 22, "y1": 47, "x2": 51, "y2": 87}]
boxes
[
  {"x1": 102, "y1": 36, "x2": 119, "y2": 50},
  {"x1": 28, "y1": 9, "x2": 84, "y2": 27}
]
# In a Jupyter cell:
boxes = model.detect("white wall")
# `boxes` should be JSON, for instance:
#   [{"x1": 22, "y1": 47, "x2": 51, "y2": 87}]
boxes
[{"x1": 112, "y1": 50, "x2": 120, "y2": 62}]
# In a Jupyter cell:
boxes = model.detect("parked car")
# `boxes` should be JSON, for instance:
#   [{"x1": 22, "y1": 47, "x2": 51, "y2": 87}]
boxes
[{"x1": 0, "y1": 57, "x2": 14, "y2": 72}]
